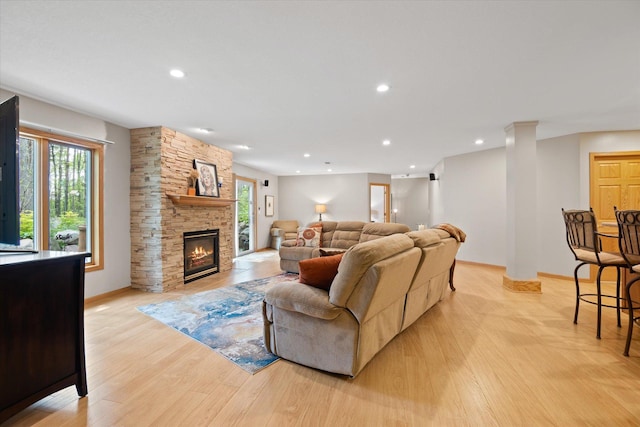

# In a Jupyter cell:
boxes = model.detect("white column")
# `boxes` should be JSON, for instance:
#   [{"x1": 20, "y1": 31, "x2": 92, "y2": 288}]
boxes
[{"x1": 504, "y1": 121, "x2": 541, "y2": 292}]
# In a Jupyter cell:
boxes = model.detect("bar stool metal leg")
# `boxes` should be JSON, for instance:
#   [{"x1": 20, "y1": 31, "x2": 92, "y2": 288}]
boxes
[
  {"x1": 573, "y1": 262, "x2": 587, "y2": 325},
  {"x1": 616, "y1": 266, "x2": 621, "y2": 328},
  {"x1": 624, "y1": 276, "x2": 640, "y2": 357},
  {"x1": 596, "y1": 266, "x2": 603, "y2": 339}
]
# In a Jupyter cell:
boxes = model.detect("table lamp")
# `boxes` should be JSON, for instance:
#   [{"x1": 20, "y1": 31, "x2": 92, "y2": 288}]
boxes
[{"x1": 315, "y1": 204, "x2": 326, "y2": 221}]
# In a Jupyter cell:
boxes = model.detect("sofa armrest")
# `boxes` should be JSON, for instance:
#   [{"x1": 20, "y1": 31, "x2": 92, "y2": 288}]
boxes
[
  {"x1": 264, "y1": 282, "x2": 343, "y2": 320},
  {"x1": 271, "y1": 227, "x2": 285, "y2": 237}
]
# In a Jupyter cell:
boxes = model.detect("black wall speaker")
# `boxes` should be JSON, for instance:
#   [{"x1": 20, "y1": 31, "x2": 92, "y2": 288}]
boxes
[
  {"x1": 429, "y1": 173, "x2": 437, "y2": 181},
  {"x1": 264, "y1": 179, "x2": 269, "y2": 187}
]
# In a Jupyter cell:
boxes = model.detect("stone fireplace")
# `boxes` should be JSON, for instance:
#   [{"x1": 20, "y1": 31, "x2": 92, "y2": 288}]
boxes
[{"x1": 130, "y1": 126, "x2": 234, "y2": 292}]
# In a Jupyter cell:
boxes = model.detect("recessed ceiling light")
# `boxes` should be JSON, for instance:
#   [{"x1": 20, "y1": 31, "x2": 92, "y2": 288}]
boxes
[
  {"x1": 303, "y1": 153, "x2": 310, "y2": 158},
  {"x1": 169, "y1": 69, "x2": 185, "y2": 78},
  {"x1": 238, "y1": 145, "x2": 251, "y2": 150},
  {"x1": 198, "y1": 128, "x2": 214, "y2": 134},
  {"x1": 376, "y1": 83, "x2": 390, "y2": 93},
  {"x1": 296, "y1": 170, "x2": 301, "y2": 173},
  {"x1": 327, "y1": 168, "x2": 332, "y2": 172},
  {"x1": 475, "y1": 139, "x2": 484, "y2": 145},
  {"x1": 410, "y1": 165, "x2": 416, "y2": 169},
  {"x1": 382, "y1": 139, "x2": 391, "y2": 146}
]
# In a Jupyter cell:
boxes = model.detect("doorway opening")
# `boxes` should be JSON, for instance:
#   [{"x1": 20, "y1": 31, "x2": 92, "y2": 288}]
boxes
[
  {"x1": 370, "y1": 183, "x2": 390, "y2": 223},
  {"x1": 235, "y1": 176, "x2": 257, "y2": 257}
]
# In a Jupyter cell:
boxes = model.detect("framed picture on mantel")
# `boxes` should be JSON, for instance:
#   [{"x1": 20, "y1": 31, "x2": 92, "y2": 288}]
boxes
[
  {"x1": 193, "y1": 159, "x2": 220, "y2": 197},
  {"x1": 265, "y1": 195, "x2": 274, "y2": 217}
]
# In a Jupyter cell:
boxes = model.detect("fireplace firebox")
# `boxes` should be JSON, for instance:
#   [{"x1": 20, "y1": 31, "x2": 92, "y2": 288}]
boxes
[{"x1": 183, "y1": 229, "x2": 219, "y2": 283}]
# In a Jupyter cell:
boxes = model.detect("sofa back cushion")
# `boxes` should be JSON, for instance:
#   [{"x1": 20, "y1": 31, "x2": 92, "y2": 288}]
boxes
[
  {"x1": 406, "y1": 229, "x2": 461, "y2": 299},
  {"x1": 347, "y1": 247, "x2": 421, "y2": 326},
  {"x1": 328, "y1": 221, "x2": 365, "y2": 249},
  {"x1": 316, "y1": 221, "x2": 337, "y2": 247},
  {"x1": 329, "y1": 233, "x2": 415, "y2": 307},
  {"x1": 360, "y1": 222, "x2": 410, "y2": 243},
  {"x1": 405, "y1": 229, "x2": 442, "y2": 248}
]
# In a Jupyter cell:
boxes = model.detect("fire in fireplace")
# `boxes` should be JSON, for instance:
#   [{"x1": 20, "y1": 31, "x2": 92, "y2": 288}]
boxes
[{"x1": 183, "y1": 229, "x2": 219, "y2": 283}]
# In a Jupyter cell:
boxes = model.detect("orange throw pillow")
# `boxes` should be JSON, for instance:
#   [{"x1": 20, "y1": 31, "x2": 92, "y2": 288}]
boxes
[{"x1": 299, "y1": 253, "x2": 344, "y2": 290}]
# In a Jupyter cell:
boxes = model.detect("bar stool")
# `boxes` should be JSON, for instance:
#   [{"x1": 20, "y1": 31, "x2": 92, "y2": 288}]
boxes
[
  {"x1": 614, "y1": 208, "x2": 640, "y2": 356},
  {"x1": 562, "y1": 208, "x2": 626, "y2": 338}
]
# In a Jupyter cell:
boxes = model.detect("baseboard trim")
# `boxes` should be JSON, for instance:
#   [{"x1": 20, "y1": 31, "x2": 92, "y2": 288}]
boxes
[
  {"x1": 455, "y1": 260, "x2": 505, "y2": 271},
  {"x1": 457, "y1": 260, "x2": 580, "y2": 283},
  {"x1": 537, "y1": 272, "x2": 576, "y2": 282},
  {"x1": 85, "y1": 286, "x2": 131, "y2": 306}
]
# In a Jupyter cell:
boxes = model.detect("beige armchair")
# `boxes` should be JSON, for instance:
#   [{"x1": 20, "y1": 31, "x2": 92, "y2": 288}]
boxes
[{"x1": 270, "y1": 220, "x2": 299, "y2": 250}]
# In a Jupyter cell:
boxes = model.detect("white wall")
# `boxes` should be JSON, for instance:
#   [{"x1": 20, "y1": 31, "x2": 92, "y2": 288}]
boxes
[
  {"x1": 91, "y1": 122, "x2": 131, "y2": 297},
  {"x1": 440, "y1": 147, "x2": 507, "y2": 266},
  {"x1": 432, "y1": 130, "x2": 639, "y2": 277},
  {"x1": 391, "y1": 177, "x2": 429, "y2": 229},
  {"x1": 537, "y1": 134, "x2": 581, "y2": 276},
  {"x1": 279, "y1": 173, "x2": 371, "y2": 225},
  {"x1": 1, "y1": 89, "x2": 131, "y2": 298},
  {"x1": 241, "y1": 171, "x2": 395, "y2": 243},
  {"x1": 429, "y1": 160, "x2": 445, "y2": 227},
  {"x1": 232, "y1": 162, "x2": 279, "y2": 250}
]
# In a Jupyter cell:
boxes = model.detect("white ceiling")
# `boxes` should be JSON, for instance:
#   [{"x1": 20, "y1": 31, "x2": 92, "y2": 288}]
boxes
[{"x1": 1, "y1": 1, "x2": 639, "y2": 177}]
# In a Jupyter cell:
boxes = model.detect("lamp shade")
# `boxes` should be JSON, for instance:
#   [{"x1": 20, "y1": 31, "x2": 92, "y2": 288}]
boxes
[{"x1": 315, "y1": 204, "x2": 327, "y2": 214}]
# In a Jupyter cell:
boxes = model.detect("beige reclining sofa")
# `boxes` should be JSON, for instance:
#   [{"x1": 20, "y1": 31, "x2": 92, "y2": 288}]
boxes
[
  {"x1": 278, "y1": 220, "x2": 411, "y2": 273},
  {"x1": 263, "y1": 227, "x2": 462, "y2": 377}
]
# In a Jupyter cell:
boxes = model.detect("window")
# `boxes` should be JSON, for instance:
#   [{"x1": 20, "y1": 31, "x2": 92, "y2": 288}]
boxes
[{"x1": 19, "y1": 127, "x2": 104, "y2": 271}]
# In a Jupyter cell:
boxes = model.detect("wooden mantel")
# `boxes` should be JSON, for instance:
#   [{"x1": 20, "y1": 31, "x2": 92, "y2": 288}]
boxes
[{"x1": 166, "y1": 193, "x2": 236, "y2": 207}]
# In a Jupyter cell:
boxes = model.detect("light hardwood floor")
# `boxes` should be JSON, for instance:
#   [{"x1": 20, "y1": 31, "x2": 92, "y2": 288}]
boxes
[{"x1": 5, "y1": 250, "x2": 640, "y2": 426}]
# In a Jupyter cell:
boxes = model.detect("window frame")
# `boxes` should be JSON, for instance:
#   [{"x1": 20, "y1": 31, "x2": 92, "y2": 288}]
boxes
[{"x1": 21, "y1": 126, "x2": 104, "y2": 272}]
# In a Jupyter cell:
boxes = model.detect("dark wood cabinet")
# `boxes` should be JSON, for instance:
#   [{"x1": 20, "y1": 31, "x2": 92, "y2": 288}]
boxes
[{"x1": 0, "y1": 251, "x2": 89, "y2": 423}]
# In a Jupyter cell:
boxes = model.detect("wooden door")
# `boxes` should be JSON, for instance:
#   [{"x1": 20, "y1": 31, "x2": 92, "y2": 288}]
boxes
[{"x1": 590, "y1": 151, "x2": 640, "y2": 290}]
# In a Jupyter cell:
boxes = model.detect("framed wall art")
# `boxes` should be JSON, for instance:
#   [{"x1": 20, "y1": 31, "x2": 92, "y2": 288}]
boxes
[
  {"x1": 265, "y1": 195, "x2": 274, "y2": 217},
  {"x1": 193, "y1": 159, "x2": 220, "y2": 197}
]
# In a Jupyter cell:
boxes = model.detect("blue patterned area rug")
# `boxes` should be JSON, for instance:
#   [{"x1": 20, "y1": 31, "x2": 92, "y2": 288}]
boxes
[{"x1": 137, "y1": 273, "x2": 299, "y2": 374}]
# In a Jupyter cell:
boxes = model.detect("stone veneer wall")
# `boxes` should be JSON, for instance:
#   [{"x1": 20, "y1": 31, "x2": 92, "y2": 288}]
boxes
[{"x1": 130, "y1": 126, "x2": 234, "y2": 292}]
